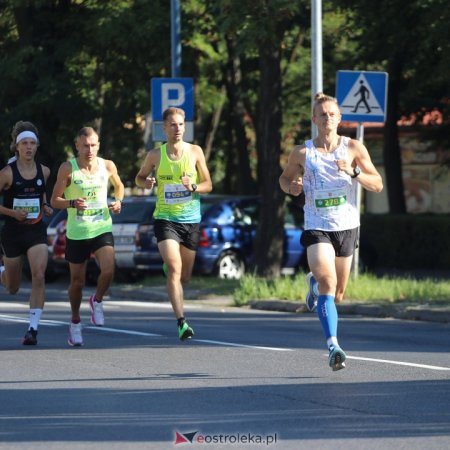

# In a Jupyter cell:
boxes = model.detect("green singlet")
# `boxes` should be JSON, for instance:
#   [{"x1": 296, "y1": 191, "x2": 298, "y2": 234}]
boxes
[
  {"x1": 64, "y1": 157, "x2": 112, "y2": 240},
  {"x1": 153, "y1": 143, "x2": 201, "y2": 223}
]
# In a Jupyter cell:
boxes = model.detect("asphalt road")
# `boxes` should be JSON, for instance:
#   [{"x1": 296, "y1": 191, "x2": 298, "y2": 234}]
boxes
[{"x1": 0, "y1": 281, "x2": 449, "y2": 450}]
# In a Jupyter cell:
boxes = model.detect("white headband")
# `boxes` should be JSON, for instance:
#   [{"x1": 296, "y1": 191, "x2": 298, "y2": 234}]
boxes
[{"x1": 16, "y1": 131, "x2": 39, "y2": 144}]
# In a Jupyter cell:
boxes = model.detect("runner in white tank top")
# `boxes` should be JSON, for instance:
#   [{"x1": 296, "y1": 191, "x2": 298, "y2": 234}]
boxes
[
  {"x1": 279, "y1": 93, "x2": 383, "y2": 371},
  {"x1": 303, "y1": 136, "x2": 359, "y2": 231}
]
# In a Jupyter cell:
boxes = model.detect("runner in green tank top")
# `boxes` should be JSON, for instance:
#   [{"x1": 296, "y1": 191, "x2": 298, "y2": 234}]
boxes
[
  {"x1": 51, "y1": 127, "x2": 124, "y2": 346},
  {"x1": 135, "y1": 107, "x2": 212, "y2": 340}
]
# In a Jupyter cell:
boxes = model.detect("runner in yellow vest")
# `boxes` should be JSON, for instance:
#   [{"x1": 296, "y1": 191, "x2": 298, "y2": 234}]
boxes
[
  {"x1": 135, "y1": 107, "x2": 212, "y2": 340},
  {"x1": 51, "y1": 127, "x2": 124, "y2": 346}
]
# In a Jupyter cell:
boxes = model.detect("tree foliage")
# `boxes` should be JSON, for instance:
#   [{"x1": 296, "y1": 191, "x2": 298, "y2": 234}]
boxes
[
  {"x1": 0, "y1": 0, "x2": 170, "y2": 188},
  {"x1": 337, "y1": 0, "x2": 449, "y2": 212},
  {"x1": 0, "y1": 0, "x2": 447, "y2": 275}
]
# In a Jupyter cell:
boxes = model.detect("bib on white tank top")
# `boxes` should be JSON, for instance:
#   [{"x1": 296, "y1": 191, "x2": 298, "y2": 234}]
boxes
[{"x1": 302, "y1": 136, "x2": 360, "y2": 231}]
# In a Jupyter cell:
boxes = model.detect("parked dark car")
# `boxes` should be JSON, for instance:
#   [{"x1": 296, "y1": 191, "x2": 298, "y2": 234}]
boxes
[{"x1": 134, "y1": 195, "x2": 307, "y2": 279}]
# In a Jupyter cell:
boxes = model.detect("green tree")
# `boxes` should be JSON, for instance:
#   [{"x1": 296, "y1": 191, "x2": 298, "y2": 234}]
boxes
[
  {"x1": 0, "y1": 0, "x2": 171, "y2": 189},
  {"x1": 196, "y1": 0, "x2": 307, "y2": 277},
  {"x1": 338, "y1": 0, "x2": 449, "y2": 213},
  {"x1": 182, "y1": 0, "x2": 364, "y2": 276}
]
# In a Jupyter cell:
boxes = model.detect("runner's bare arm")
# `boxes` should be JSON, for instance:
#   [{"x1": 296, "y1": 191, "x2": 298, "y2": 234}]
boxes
[
  {"x1": 193, "y1": 145, "x2": 212, "y2": 194},
  {"x1": 50, "y1": 162, "x2": 74, "y2": 209},
  {"x1": 135, "y1": 149, "x2": 159, "y2": 189},
  {"x1": 279, "y1": 146, "x2": 305, "y2": 196},
  {"x1": 350, "y1": 139, "x2": 383, "y2": 192}
]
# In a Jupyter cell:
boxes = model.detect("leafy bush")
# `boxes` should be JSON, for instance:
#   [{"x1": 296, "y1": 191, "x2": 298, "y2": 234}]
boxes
[{"x1": 361, "y1": 214, "x2": 450, "y2": 270}]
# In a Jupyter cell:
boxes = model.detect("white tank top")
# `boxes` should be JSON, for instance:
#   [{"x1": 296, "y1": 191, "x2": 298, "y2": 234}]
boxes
[{"x1": 302, "y1": 136, "x2": 359, "y2": 231}]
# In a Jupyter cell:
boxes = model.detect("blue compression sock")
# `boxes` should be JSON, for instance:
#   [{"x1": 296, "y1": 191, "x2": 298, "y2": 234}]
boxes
[{"x1": 317, "y1": 295, "x2": 338, "y2": 339}]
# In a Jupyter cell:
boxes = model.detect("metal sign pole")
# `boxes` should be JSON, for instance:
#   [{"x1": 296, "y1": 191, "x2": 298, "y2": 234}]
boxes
[
  {"x1": 311, "y1": 0, "x2": 323, "y2": 138},
  {"x1": 171, "y1": 0, "x2": 181, "y2": 78},
  {"x1": 353, "y1": 122, "x2": 364, "y2": 278}
]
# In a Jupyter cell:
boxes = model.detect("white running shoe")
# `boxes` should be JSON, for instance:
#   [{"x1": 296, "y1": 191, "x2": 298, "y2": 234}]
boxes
[
  {"x1": 328, "y1": 345, "x2": 346, "y2": 371},
  {"x1": 89, "y1": 295, "x2": 104, "y2": 326},
  {"x1": 68, "y1": 322, "x2": 83, "y2": 347}
]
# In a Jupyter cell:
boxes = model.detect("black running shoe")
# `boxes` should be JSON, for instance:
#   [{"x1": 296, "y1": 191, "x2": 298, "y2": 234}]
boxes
[
  {"x1": 178, "y1": 321, "x2": 194, "y2": 341},
  {"x1": 22, "y1": 327, "x2": 38, "y2": 345}
]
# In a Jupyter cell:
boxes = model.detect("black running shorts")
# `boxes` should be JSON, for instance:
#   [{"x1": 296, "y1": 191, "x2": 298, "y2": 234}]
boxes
[
  {"x1": 65, "y1": 232, "x2": 114, "y2": 264},
  {"x1": 300, "y1": 227, "x2": 359, "y2": 257},
  {"x1": 1, "y1": 222, "x2": 47, "y2": 258},
  {"x1": 154, "y1": 219, "x2": 200, "y2": 251}
]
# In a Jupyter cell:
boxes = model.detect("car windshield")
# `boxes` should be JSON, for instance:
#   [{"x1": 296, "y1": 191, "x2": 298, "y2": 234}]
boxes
[
  {"x1": 200, "y1": 195, "x2": 260, "y2": 226},
  {"x1": 235, "y1": 203, "x2": 258, "y2": 226},
  {"x1": 200, "y1": 195, "x2": 235, "y2": 225}
]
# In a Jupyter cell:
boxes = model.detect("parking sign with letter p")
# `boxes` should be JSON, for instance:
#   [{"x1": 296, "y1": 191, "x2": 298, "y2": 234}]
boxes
[
  {"x1": 151, "y1": 78, "x2": 194, "y2": 142},
  {"x1": 151, "y1": 78, "x2": 194, "y2": 121}
]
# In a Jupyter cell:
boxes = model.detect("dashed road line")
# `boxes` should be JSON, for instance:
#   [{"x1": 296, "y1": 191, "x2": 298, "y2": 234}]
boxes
[{"x1": 1, "y1": 313, "x2": 448, "y2": 371}]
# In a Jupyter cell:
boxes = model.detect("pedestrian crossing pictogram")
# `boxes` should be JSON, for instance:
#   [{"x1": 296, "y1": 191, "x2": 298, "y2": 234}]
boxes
[{"x1": 336, "y1": 71, "x2": 388, "y2": 123}]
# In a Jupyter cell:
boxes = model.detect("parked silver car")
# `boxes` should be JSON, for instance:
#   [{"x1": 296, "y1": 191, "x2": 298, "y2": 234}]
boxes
[{"x1": 43, "y1": 195, "x2": 156, "y2": 282}]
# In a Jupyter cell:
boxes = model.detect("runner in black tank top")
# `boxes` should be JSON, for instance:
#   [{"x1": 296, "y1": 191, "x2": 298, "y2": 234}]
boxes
[{"x1": 0, "y1": 121, "x2": 53, "y2": 345}]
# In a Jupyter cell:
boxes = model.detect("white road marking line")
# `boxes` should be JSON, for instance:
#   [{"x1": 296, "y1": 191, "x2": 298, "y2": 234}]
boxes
[
  {"x1": 0, "y1": 314, "x2": 66, "y2": 326},
  {"x1": 85, "y1": 326, "x2": 161, "y2": 337},
  {"x1": 196, "y1": 339, "x2": 293, "y2": 352},
  {"x1": 0, "y1": 314, "x2": 161, "y2": 336},
  {"x1": 345, "y1": 355, "x2": 450, "y2": 371},
  {"x1": 0, "y1": 314, "x2": 30, "y2": 324},
  {"x1": 0, "y1": 303, "x2": 28, "y2": 309},
  {"x1": 1, "y1": 314, "x2": 449, "y2": 371},
  {"x1": 0, "y1": 301, "x2": 200, "y2": 310},
  {"x1": 110, "y1": 300, "x2": 200, "y2": 309}
]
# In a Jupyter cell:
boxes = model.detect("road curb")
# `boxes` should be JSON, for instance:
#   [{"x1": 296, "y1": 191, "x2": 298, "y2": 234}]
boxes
[
  {"x1": 109, "y1": 286, "x2": 450, "y2": 324},
  {"x1": 249, "y1": 300, "x2": 450, "y2": 324}
]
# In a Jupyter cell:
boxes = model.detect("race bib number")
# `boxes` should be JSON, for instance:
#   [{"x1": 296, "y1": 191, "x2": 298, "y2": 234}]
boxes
[
  {"x1": 314, "y1": 188, "x2": 347, "y2": 209},
  {"x1": 75, "y1": 201, "x2": 105, "y2": 223},
  {"x1": 164, "y1": 184, "x2": 192, "y2": 204},
  {"x1": 13, "y1": 198, "x2": 40, "y2": 219}
]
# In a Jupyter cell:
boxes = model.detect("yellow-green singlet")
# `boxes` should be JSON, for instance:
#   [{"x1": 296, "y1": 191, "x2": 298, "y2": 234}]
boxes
[
  {"x1": 64, "y1": 157, "x2": 112, "y2": 240},
  {"x1": 154, "y1": 143, "x2": 201, "y2": 223}
]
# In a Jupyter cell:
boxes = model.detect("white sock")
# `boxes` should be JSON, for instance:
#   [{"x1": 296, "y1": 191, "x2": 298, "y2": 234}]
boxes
[
  {"x1": 29, "y1": 308, "x2": 43, "y2": 330},
  {"x1": 0, "y1": 265, "x2": 5, "y2": 273},
  {"x1": 327, "y1": 337, "x2": 339, "y2": 349}
]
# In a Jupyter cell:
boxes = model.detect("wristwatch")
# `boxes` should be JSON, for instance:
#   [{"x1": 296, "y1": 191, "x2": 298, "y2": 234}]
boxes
[
  {"x1": 351, "y1": 167, "x2": 361, "y2": 178},
  {"x1": 191, "y1": 184, "x2": 197, "y2": 192}
]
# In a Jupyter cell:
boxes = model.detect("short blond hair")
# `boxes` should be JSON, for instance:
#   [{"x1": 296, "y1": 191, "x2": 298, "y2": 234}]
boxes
[
  {"x1": 75, "y1": 127, "x2": 98, "y2": 141},
  {"x1": 313, "y1": 92, "x2": 339, "y2": 115},
  {"x1": 163, "y1": 107, "x2": 185, "y2": 122}
]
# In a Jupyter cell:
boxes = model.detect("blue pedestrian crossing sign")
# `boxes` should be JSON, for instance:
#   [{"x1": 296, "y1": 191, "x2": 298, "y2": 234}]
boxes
[{"x1": 336, "y1": 71, "x2": 388, "y2": 123}]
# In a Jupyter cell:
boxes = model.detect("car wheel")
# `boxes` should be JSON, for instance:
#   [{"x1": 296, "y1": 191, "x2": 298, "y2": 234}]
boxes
[{"x1": 215, "y1": 251, "x2": 245, "y2": 279}]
